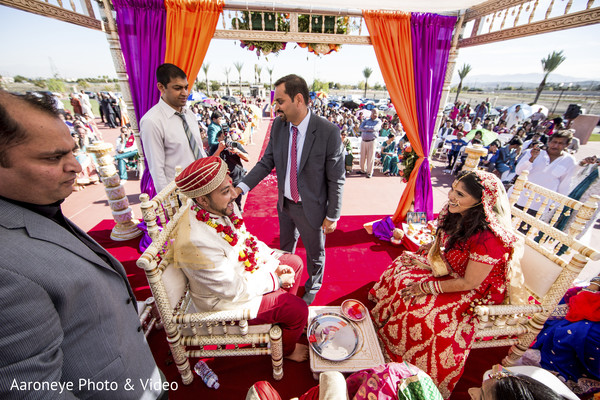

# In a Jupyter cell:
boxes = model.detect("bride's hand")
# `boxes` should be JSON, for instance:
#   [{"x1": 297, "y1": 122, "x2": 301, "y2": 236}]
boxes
[{"x1": 400, "y1": 283, "x2": 424, "y2": 300}]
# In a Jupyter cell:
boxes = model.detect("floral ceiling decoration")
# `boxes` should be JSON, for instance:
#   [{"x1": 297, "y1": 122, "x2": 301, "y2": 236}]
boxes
[{"x1": 231, "y1": 11, "x2": 351, "y2": 57}]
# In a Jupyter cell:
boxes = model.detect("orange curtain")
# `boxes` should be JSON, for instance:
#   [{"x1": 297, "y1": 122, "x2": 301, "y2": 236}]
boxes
[
  {"x1": 164, "y1": 0, "x2": 223, "y2": 87},
  {"x1": 364, "y1": 10, "x2": 422, "y2": 222}
]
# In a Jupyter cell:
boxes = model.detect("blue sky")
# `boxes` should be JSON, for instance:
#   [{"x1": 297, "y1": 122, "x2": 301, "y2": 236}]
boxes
[{"x1": 1, "y1": 4, "x2": 599, "y2": 85}]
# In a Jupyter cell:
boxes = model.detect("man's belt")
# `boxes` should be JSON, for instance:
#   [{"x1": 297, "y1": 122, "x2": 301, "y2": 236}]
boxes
[{"x1": 362, "y1": 139, "x2": 375, "y2": 142}]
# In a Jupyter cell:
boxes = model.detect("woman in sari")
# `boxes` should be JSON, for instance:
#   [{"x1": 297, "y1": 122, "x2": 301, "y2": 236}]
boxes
[
  {"x1": 369, "y1": 170, "x2": 526, "y2": 398},
  {"x1": 381, "y1": 134, "x2": 399, "y2": 176}
]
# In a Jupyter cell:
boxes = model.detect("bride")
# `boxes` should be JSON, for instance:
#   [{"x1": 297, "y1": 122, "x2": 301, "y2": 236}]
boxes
[{"x1": 369, "y1": 170, "x2": 526, "y2": 398}]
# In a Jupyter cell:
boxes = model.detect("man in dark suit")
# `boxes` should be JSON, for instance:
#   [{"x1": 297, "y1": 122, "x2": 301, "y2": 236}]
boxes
[
  {"x1": 0, "y1": 90, "x2": 166, "y2": 399},
  {"x1": 237, "y1": 74, "x2": 345, "y2": 304}
]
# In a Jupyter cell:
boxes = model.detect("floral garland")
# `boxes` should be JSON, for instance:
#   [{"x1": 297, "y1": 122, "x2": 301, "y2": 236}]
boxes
[
  {"x1": 399, "y1": 144, "x2": 418, "y2": 183},
  {"x1": 191, "y1": 204, "x2": 260, "y2": 273}
]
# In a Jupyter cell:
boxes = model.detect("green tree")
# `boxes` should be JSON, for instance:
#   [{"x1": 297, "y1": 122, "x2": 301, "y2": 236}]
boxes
[
  {"x1": 454, "y1": 64, "x2": 472, "y2": 102},
  {"x1": 533, "y1": 50, "x2": 566, "y2": 104},
  {"x1": 197, "y1": 81, "x2": 207, "y2": 91},
  {"x1": 202, "y1": 63, "x2": 210, "y2": 95},
  {"x1": 255, "y1": 64, "x2": 262, "y2": 85},
  {"x1": 210, "y1": 80, "x2": 220, "y2": 92},
  {"x1": 234, "y1": 61, "x2": 244, "y2": 94},
  {"x1": 76, "y1": 79, "x2": 89, "y2": 89},
  {"x1": 223, "y1": 66, "x2": 231, "y2": 95},
  {"x1": 267, "y1": 66, "x2": 274, "y2": 91},
  {"x1": 362, "y1": 67, "x2": 373, "y2": 98},
  {"x1": 47, "y1": 79, "x2": 66, "y2": 93},
  {"x1": 14, "y1": 75, "x2": 28, "y2": 83},
  {"x1": 32, "y1": 78, "x2": 47, "y2": 88}
]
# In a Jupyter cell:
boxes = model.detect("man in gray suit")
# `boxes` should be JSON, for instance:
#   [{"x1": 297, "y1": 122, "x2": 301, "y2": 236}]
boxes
[
  {"x1": 237, "y1": 74, "x2": 345, "y2": 304},
  {"x1": 0, "y1": 91, "x2": 166, "y2": 399}
]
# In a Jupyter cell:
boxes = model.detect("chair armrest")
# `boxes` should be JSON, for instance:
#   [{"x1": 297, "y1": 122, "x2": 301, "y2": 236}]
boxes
[
  {"x1": 474, "y1": 304, "x2": 545, "y2": 321},
  {"x1": 173, "y1": 308, "x2": 254, "y2": 324}
]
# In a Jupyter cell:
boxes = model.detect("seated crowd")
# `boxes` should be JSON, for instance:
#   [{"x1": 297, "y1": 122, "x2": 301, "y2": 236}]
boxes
[{"x1": 1, "y1": 84, "x2": 598, "y2": 400}]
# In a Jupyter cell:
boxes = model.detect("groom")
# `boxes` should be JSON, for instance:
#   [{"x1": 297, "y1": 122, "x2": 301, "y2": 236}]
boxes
[{"x1": 236, "y1": 74, "x2": 346, "y2": 304}]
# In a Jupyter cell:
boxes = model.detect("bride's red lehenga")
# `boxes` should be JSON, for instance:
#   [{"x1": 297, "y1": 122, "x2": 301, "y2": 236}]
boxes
[{"x1": 369, "y1": 229, "x2": 510, "y2": 398}]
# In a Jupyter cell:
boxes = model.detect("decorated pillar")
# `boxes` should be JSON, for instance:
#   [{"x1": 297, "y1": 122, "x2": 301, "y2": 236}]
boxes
[
  {"x1": 87, "y1": 141, "x2": 142, "y2": 240},
  {"x1": 462, "y1": 144, "x2": 487, "y2": 172},
  {"x1": 432, "y1": 11, "x2": 465, "y2": 151}
]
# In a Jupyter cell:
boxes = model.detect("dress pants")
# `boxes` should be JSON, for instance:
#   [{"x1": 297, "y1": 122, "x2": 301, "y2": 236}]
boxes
[
  {"x1": 279, "y1": 198, "x2": 326, "y2": 305},
  {"x1": 249, "y1": 253, "x2": 307, "y2": 355},
  {"x1": 360, "y1": 140, "x2": 376, "y2": 176}
]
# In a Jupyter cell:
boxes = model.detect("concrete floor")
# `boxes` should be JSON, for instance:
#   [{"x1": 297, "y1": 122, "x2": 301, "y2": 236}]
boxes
[{"x1": 62, "y1": 116, "x2": 600, "y2": 280}]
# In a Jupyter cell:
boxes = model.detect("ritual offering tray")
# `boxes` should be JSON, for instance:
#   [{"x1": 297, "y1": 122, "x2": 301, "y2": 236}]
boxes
[
  {"x1": 341, "y1": 299, "x2": 368, "y2": 322},
  {"x1": 402, "y1": 222, "x2": 435, "y2": 246},
  {"x1": 308, "y1": 313, "x2": 359, "y2": 361}
]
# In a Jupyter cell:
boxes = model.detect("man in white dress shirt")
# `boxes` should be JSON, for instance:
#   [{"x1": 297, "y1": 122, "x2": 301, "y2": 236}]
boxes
[
  {"x1": 140, "y1": 63, "x2": 207, "y2": 192},
  {"x1": 513, "y1": 130, "x2": 577, "y2": 211}
]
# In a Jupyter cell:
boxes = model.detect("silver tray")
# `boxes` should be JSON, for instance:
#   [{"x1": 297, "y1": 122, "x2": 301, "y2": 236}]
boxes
[{"x1": 307, "y1": 313, "x2": 360, "y2": 361}]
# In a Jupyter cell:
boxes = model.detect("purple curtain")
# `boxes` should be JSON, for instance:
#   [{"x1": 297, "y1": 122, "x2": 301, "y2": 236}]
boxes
[
  {"x1": 410, "y1": 13, "x2": 456, "y2": 220},
  {"x1": 113, "y1": 0, "x2": 167, "y2": 198}
]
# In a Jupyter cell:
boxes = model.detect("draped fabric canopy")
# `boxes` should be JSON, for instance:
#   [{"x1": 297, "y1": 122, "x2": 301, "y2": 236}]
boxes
[
  {"x1": 113, "y1": 0, "x2": 455, "y2": 206},
  {"x1": 113, "y1": 0, "x2": 223, "y2": 197},
  {"x1": 164, "y1": 0, "x2": 224, "y2": 87},
  {"x1": 365, "y1": 10, "x2": 456, "y2": 221}
]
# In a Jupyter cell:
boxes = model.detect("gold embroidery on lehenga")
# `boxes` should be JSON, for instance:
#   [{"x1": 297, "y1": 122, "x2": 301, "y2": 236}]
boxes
[
  {"x1": 439, "y1": 345, "x2": 456, "y2": 369},
  {"x1": 409, "y1": 323, "x2": 422, "y2": 341}
]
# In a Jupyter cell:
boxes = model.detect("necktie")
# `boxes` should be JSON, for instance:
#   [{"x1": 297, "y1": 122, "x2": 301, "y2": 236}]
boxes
[
  {"x1": 290, "y1": 126, "x2": 300, "y2": 202},
  {"x1": 175, "y1": 111, "x2": 201, "y2": 159}
]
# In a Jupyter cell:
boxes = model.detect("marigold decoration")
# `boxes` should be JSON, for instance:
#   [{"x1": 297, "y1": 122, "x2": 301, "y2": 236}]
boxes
[
  {"x1": 191, "y1": 204, "x2": 261, "y2": 272},
  {"x1": 400, "y1": 145, "x2": 418, "y2": 182},
  {"x1": 297, "y1": 14, "x2": 348, "y2": 56}
]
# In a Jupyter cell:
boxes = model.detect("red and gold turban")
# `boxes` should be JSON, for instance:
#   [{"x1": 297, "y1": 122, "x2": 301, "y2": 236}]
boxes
[{"x1": 175, "y1": 156, "x2": 228, "y2": 198}]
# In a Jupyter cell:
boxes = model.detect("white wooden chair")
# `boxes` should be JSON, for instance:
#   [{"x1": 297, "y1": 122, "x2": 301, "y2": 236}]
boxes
[
  {"x1": 470, "y1": 171, "x2": 600, "y2": 366},
  {"x1": 137, "y1": 181, "x2": 284, "y2": 384}
]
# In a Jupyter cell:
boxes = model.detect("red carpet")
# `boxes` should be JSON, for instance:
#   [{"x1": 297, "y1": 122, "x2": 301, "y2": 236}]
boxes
[{"x1": 87, "y1": 119, "x2": 511, "y2": 398}]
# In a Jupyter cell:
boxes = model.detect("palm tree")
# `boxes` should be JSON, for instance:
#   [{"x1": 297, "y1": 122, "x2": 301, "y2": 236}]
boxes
[
  {"x1": 234, "y1": 61, "x2": 244, "y2": 95},
  {"x1": 362, "y1": 67, "x2": 373, "y2": 98},
  {"x1": 202, "y1": 63, "x2": 210, "y2": 95},
  {"x1": 255, "y1": 65, "x2": 263, "y2": 85},
  {"x1": 533, "y1": 50, "x2": 566, "y2": 104},
  {"x1": 454, "y1": 64, "x2": 472, "y2": 102},
  {"x1": 267, "y1": 66, "x2": 274, "y2": 91},
  {"x1": 223, "y1": 66, "x2": 231, "y2": 96}
]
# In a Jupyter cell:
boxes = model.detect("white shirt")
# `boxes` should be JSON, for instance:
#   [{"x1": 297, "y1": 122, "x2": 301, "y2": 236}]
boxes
[
  {"x1": 437, "y1": 126, "x2": 453, "y2": 139},
  {"x1": 462, "y1": 120, "x2": 472, "y2": 132},
  {"x1": 506, "y1": 109, "x2": 525, "y2": 128},
  {"x1": 513, "y1": 149, "x2": 577, "y2": 210},
  {"x1": 284, "y1": 111, "x2": 310, "y2": 201},
  {"x1": 140, "y1": 97, "x2": 207, "y2": 192}
]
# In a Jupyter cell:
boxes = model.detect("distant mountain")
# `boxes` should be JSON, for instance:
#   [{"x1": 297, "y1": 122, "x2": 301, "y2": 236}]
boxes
[{"x1": 452, "y1": 73, "x2": 597, "y2": 86}]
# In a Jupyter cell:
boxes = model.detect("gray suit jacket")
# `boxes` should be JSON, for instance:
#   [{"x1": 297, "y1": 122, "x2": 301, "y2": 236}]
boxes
[
  {"x1": 0, "y1": 199, "x2": 161, "y2": 399},
  {"x1": 242, "y1": 112, "x2": 345, "y2": 229}
]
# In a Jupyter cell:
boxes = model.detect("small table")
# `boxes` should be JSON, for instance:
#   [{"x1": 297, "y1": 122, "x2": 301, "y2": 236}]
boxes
[{"x1": 307, "y1": 306, "x2": 385, "y2": 379}]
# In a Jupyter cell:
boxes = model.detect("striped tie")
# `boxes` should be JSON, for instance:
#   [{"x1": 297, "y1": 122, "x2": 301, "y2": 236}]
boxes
[
  {"x1": 290, "y1": 126, "x2": 300, "y2": 202},
  {"x1": 175, "y1": 111, "x2": 201, "y2": 159}
]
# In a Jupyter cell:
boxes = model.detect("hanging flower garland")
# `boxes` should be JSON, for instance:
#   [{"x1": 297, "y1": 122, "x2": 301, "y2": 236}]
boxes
[
  {"x1": 191, "y1": 204, "x2": 261, "y2": 273},
  {"x1": 231, "y1": 12, "x2": 350, "y2": 57},
  {"x1": 232, "y1": 11, "x2": 289, "y2": 56},
  {"x1": 296, "y1": 15, "x2": 348, "y2": 56}
]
